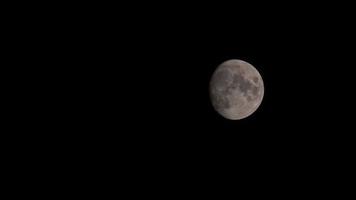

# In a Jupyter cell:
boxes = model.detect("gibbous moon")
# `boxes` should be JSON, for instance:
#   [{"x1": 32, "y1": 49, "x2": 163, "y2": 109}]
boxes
[{"x1": 210, "y1": 59, "x2": 264, "y2": 120}]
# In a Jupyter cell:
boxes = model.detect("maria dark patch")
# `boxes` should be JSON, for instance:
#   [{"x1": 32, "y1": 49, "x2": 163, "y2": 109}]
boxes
[
  {"x1": 212, "y1": 70, "x2": 230, "y2": 87},
  {"x1": 251, "y1": 86, "x2": 259, "y2": 96},
  {"x1": 232, "y1": 74, "x2": 253, "y2": 94},
  {"x1": 223, "y1": 83, "x2": 237, "y2": 95},
  {"x1": 252, "y1": 76, "x2": 259, "y2": 83},
  {"x1": 211, "y1": 92, "x2": 230, "y2": 110}
]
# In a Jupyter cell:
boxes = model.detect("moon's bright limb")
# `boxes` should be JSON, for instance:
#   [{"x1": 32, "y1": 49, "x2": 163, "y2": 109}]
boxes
[{"x1": 210, "y1": 59, "x2": 264, "y2": 120}]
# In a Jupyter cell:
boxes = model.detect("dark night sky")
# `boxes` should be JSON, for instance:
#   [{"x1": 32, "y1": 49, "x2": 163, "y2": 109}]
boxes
[
  {"x1": 40, "y1": 5, "x2": 353, "y2": 159},
  {"x1": 15, "y1": 3, "x2": 355, "y2": 192},
  {"x1": 63, "y1": 14, "x2": 352, "y2": 168}
]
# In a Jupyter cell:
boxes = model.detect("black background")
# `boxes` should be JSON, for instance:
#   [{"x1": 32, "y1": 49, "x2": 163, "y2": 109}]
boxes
[{"x1": 9, "y1": 2, "x2": 355, "y2": 195}]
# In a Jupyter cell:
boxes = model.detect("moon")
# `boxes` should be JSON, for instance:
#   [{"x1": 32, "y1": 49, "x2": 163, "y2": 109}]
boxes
[{"x1": 210, "y1": 59, "x2": 264, "y2": 120}]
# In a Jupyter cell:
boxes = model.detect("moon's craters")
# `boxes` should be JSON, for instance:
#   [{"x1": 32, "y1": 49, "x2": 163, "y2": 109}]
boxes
[{"x1": 209, "y1": 59, "x2": 264, "y2": 120}]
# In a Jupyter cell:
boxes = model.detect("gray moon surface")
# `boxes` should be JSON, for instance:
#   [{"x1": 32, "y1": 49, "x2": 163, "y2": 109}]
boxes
[{"x1": 210, "y1": 59, "x2": 264, "y2": 120}]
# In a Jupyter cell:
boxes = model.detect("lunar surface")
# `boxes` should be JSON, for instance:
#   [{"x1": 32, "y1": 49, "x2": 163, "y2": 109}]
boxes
[{"x1": 210, "y1": 59, "x2": 264, "y2": 120}]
